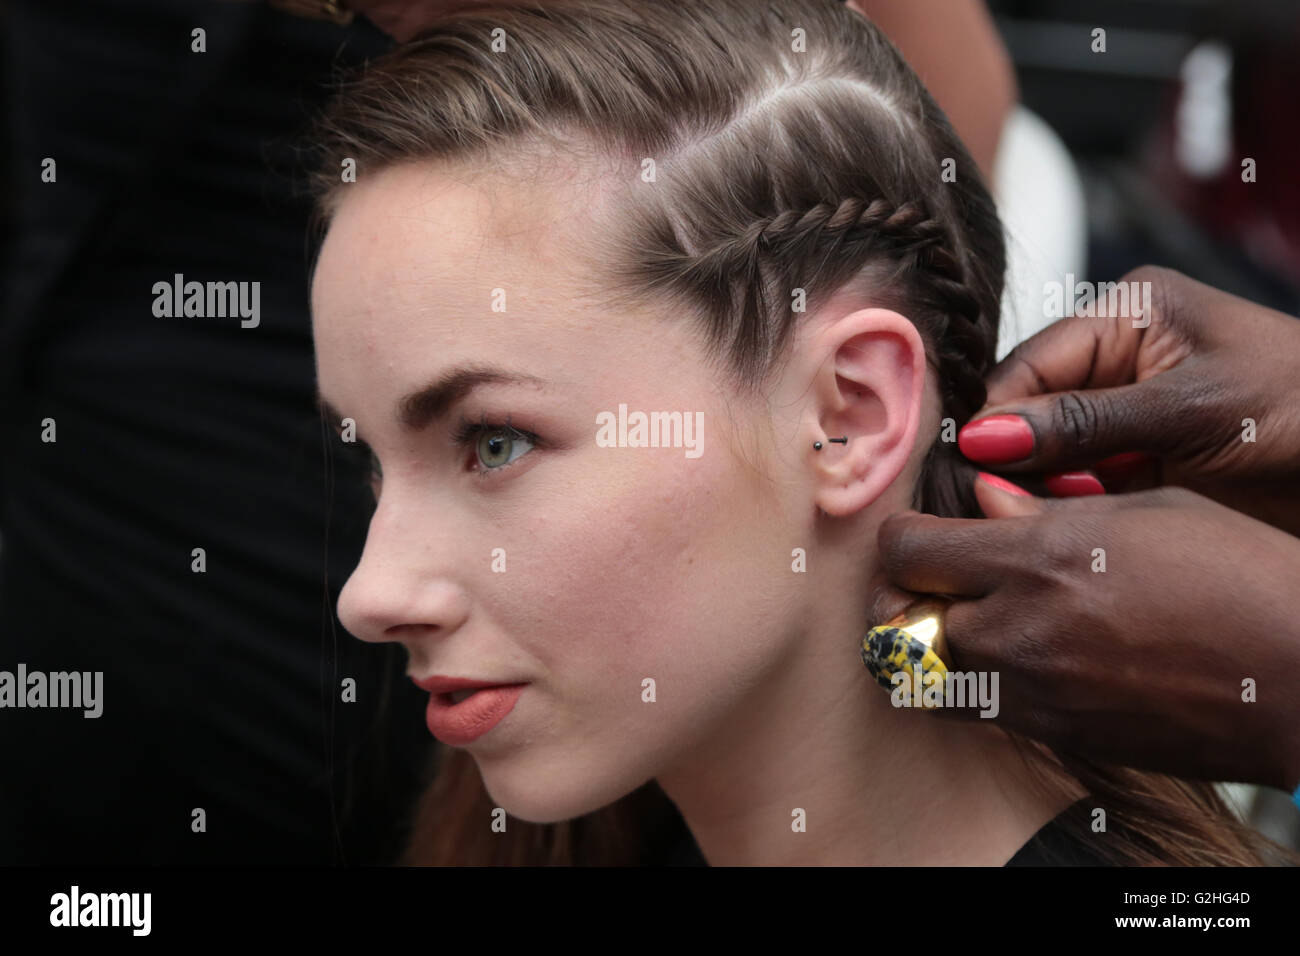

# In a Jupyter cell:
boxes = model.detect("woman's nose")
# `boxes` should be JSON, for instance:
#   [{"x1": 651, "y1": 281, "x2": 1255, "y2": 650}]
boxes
[{"x1": 336, "y1": 504, "x2": 471, "y2": 644}]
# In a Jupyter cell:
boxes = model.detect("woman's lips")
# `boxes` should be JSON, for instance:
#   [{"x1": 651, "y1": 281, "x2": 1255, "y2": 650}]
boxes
[{"x1": 425, "y1": 683, "x2": 527, "y2": 746}]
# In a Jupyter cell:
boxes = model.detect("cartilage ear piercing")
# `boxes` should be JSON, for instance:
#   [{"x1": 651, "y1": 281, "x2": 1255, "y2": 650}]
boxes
[{"x1": 813, "y1": 437, "x2": 848, "y2": 450}]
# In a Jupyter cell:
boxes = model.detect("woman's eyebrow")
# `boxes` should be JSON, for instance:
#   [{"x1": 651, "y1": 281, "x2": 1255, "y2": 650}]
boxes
[
  {"x1": 396, "y1": 364, "x2": 549, "y2": 431},
  {"x1": 315, "y1": 364, "x2": 550, "y2": 436}
]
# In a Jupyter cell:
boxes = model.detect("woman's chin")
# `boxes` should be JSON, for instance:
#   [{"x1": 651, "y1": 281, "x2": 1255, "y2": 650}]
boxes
[{"x1": 478, "y1": 758, "x2": 648, "y2": 825}]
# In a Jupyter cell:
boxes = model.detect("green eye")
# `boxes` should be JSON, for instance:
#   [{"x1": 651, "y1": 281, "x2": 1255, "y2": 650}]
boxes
[
  {"x1": 453, "y1": 415, "x2": 541, "y2": 478},
  {"x1": 476, "y1": 426, "x2": 534, "y2": 470}
]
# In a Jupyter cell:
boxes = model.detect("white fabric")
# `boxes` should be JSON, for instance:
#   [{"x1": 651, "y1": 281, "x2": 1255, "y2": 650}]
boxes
[{"x1": 992, "y1": 106, "x2": 1088, "y2": 360}]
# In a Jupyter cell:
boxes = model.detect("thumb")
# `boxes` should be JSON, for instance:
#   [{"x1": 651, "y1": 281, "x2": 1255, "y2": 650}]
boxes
[
  {"x1": 972, "y1": 472, "x2": 1045, "y2": 518},
  {"x1": 959, "y1": 378, "x2": 1179, "y2": 474},
  {"x1": 973, "y1": 471, "x2": 1123, "y2": 519}
]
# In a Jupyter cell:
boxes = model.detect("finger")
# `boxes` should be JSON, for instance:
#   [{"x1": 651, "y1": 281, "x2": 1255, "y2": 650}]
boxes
[
  {"x1": 958, "y1": 376, "x2": 1187, "y2": 473},
  {"x1": 984, "y1": 310, "x2": 1144, "y2": 407},
  {"x1": 939, "y1": 595, "x2": 1003, "y2": 675},
  {"x1": 877, "y1": 510, "x2": 1021, "y2": 596},
  {"x1": 974, "y1": 472, "x2": 1040, "y2": 518},
  {"x1": 1043, "y1": 470, "x2": 1105, "y2": 497},
  {"x1": 974, "y1": 472, "x2": 1119, "y2": 519},
  {"x1": 1093, "y1": 451, "x2": 1156, "y2": 487},
  {"x1": 866, "y1": 581, "x2": 923, "y2": 628},
  {"x1": 918, "y1": 597, "x2": 1027, "y2": 725}
]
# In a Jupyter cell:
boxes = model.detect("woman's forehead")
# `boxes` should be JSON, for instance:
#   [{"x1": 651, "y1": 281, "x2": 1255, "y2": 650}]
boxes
[{"x1": 315, "y1": 161, "x2": 614, "y2": 306}]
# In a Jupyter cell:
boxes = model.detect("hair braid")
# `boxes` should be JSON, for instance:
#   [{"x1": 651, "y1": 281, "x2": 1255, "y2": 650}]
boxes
[
  {"x1": 712, "y1": 196, "x2": 994, "y2": 424},
  {"x1": 719, "y1": 194, "x2": 996, "y2": 517}
]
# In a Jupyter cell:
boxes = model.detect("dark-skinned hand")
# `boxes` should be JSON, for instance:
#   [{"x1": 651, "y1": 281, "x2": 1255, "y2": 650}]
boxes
[
  {"x1": 959, "y1": 265, "x2": 1300, "y2": 536},
  {"x1": 876, "y1": 479, "x2": 1300, "y2": 792}
]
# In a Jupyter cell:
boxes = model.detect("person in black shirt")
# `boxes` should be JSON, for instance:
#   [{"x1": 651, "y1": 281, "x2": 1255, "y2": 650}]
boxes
[{"x1": 0, "y1": 0, "x2": 431, "y2": 864}]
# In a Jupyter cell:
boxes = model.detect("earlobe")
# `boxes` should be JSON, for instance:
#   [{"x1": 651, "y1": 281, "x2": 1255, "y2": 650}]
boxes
[{"x1": 809, "y1": 309, "x2": 927, "y2": 518}]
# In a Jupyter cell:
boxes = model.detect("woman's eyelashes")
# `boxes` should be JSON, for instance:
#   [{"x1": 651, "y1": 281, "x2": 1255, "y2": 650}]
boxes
[
  {"x1": 336, "y1": 413, "x2": 541, "y2": 495},
  {"x1": 451, "y1": 412, "x2": 541, "y2": 479}
]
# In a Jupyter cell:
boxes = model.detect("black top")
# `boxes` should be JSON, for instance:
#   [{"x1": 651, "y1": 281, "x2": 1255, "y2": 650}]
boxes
[
  {"x1": 660, "y1": 798, "x2": 1114, "y2": 866},
  {"x1": 1004, "y1": 798, "x2": 1114, "y2": 866}
]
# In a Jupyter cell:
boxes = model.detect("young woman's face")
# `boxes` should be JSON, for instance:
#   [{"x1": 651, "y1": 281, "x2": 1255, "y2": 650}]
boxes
[{"x1": 312, "y1": 162, "x2": 834, "y2": 823}]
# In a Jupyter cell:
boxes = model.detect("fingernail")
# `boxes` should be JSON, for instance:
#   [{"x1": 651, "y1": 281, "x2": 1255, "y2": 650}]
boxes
[
  {"x1": 1044, "y1": 471, "x2": 1105, "y2": 497},
  {"x1": 958, "y1": 415, "x2": 1035, "y2": 464},
  {"x1": 1094, "y1": 451, "x2": 1152, "y2": 482},
  {"x1": 976, "y1": 472, "x2": 1031, "y2": 497}
]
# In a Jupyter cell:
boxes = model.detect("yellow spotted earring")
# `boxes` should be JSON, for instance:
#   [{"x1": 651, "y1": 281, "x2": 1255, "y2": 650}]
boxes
[{"x1": 861, "y1": 598, "x2": 953, "y2": 707}]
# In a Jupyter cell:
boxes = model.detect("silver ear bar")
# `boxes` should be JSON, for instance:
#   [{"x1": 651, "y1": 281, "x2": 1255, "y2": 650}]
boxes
[{"x1": 813, "y1": 437, "x2": 848, "y2": 450}]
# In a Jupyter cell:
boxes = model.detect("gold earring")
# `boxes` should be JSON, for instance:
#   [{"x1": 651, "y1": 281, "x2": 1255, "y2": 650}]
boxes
[{"x1": 861, "y1": 598, "x2": 953, "y2": 705}]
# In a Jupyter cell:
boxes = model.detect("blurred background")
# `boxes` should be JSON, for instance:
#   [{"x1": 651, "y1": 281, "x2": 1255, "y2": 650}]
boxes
[{"x1": 989, "y1": 0, "x2": 1300, "y2": 334}]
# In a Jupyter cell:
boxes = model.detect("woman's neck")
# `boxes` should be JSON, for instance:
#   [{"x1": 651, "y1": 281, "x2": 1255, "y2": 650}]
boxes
[{"x1": 654, "y1": 583, "x2": 1080, "y2": 865}]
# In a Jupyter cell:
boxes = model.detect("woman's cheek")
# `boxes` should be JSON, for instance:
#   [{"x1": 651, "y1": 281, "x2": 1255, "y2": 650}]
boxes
[{"x1": 504, "y1": 451, "x2": 726, "y2": 685}]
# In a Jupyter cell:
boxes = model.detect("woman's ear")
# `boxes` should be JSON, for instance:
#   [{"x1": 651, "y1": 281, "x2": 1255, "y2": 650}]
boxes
[{"x1": 806, "y1": 308, "x2": 926, "y2": 517}]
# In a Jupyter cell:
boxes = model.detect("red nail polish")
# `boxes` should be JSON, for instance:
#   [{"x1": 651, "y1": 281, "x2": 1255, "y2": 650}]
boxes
[
  {"x1": 1094, "y1": 452, "x2": 1152, "y2": 482},
  {"x1": 976, "y1": 472, "x2": 1031, "y2": 497},
  {"x1": 958, "y1": 415, "x2": 1035, "y2": 464},
  {"x1": 1044, "y1": 471, "x2": 1105, "y2": 497}
]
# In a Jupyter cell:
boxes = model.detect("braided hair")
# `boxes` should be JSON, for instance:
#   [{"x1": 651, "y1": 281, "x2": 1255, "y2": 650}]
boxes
[{"x1": 614, "y1": 177, "x2": 1003, "y2": 520}]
